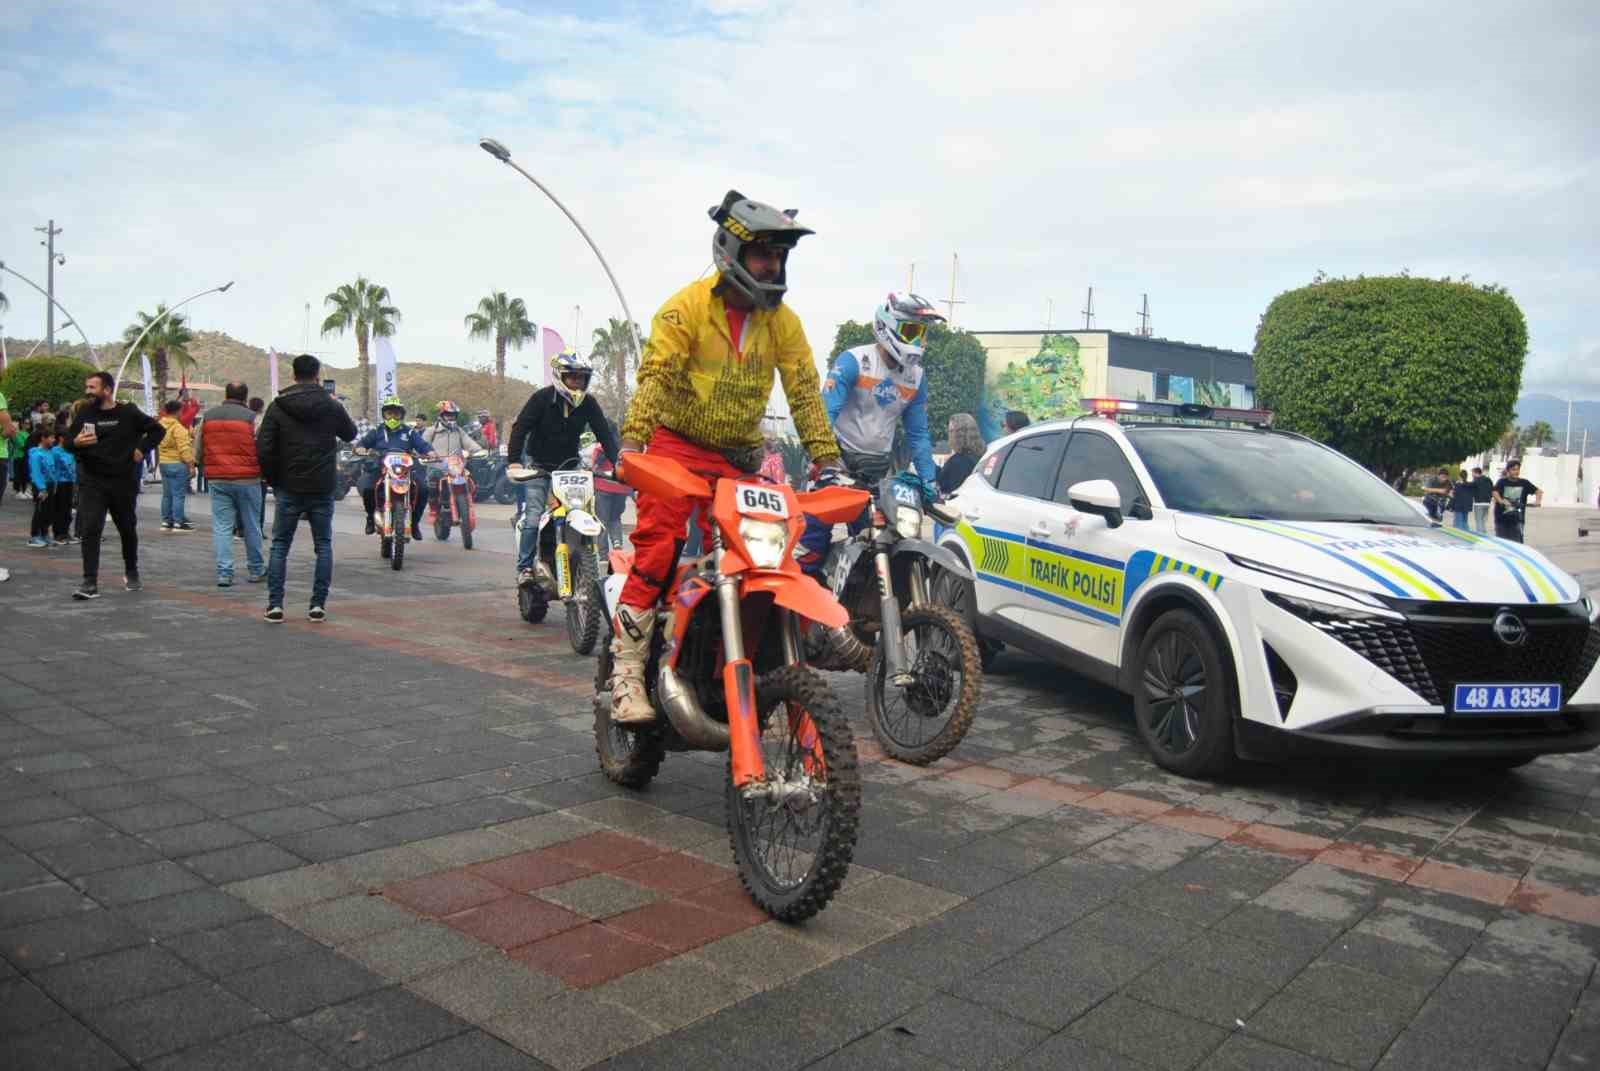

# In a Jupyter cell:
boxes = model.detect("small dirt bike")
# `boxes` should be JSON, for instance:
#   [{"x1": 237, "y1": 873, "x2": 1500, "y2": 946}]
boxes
[
  {"x1": 373, "y1": 451, "x2": 416, "y2": 572},
  {"x1": 810, "y1": 473, "x2": 982, "y2": 765},
  {"x1": 429, "y1": 451, "x2": 483, "y2": 549},
  {"x1": 594, "y1": 453, "x2": 870, "y2": 921},
  {"x1": 510, "y1": 459, "x2": 610, "y2": 653}
]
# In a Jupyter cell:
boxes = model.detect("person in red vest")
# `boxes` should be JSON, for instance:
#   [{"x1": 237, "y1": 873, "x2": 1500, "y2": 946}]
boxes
[
  {"x1": 177, "y1": 387, "x2": 201, "y2": 430},
  {"x1": 192, "y1": 381, "x2": 264, "y2": 586}
]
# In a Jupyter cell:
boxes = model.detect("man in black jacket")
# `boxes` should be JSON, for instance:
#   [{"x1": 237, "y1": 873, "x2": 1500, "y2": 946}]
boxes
[
  {"x1": 507, "y1": 352, "x2": 619, "y2": 590},
  {"x1": 256, "y1": 354, "x2": 357, "y2": 622},
  {"x1": 66, "y1": 371, "x2": 166, "y2": 600}
]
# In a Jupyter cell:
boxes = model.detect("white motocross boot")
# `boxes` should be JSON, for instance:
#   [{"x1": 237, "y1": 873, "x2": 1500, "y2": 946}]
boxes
[{"x1": 609, "y1": 605, "x2": 658, "y2": 725}]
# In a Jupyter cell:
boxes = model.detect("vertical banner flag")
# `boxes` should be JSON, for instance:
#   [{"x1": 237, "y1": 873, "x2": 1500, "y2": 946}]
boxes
[
  {"x1": 373, "y1": 336, "x2": 400, "y2": 409},
  {"x1": 140, "y1": 354, "x2": 155, "y2": 414},
  {"x1": 268, "y1": 348, "x2": 280, "y2": 397},
  {"x1": 540, "y1": 327, "x2": 565, "y2": 387}
]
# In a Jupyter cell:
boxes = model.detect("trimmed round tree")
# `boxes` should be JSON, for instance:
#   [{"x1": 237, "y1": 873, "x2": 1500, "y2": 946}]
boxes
[
  {"x1": 0, "y1": 355, "x2": 95, "y2": 414},
  {"x1": 1253, "y1": 276, "x2": 1527, "y2": 479}
]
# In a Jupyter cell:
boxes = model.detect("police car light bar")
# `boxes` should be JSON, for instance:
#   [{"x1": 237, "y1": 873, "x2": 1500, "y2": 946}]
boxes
[{"x1": 1082, "y1": 397, "x2": 1273, "y2": 427}]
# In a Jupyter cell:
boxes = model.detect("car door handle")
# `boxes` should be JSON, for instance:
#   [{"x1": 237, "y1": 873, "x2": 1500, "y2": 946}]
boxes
[{"x1": 1029, "y1": 522, "x2": 1050, "y2": 537}]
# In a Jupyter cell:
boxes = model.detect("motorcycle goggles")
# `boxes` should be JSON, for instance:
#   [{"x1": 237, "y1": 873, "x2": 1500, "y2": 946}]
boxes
[
  {"x1": 895, "y1": 320, "x2": 929, "y2": 345},
  {"x1": 560, "y1": 370, "x2": 592, "y2": 391}
]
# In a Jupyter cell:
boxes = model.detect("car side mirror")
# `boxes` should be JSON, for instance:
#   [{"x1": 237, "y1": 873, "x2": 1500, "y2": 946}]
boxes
[{"x1": 1068, "y1": 479, "x2": 1124, "y2": 529}]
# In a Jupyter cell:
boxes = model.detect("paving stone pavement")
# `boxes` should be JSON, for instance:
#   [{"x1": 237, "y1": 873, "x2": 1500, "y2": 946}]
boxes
[{"x1": 2, "y1": 493, "x2": 1600, "y2": 1069}]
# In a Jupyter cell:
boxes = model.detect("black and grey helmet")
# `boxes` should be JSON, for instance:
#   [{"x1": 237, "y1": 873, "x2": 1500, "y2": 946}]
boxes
[{"x1": 708, "y1": 189, "x2": 814, "y2": 309}]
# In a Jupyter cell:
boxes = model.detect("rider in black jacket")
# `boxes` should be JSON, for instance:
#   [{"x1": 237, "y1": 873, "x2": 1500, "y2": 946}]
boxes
[{"x1": 508, "y1": 351, "x2": 620, "y2": 588}]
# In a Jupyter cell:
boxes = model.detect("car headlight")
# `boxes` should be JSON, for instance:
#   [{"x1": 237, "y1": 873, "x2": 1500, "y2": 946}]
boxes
[
  {"x1": 1229, "y1": 553, "x2": 1388, "y2": 610},
  {"x1": 894, "y1": 507, "x2": 923, "y2": 540},
  {"x1": 738, "y1": 518, "x2": 789, "y2": 568}
]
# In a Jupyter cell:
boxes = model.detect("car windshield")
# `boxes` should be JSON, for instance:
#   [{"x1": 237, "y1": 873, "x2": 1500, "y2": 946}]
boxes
[{"x1": 1127, "y1": 427, "x2": 1426, "y2": 525}]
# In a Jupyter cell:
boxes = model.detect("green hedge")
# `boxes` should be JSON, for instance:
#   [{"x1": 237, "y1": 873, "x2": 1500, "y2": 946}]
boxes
[
  {"x1": 1253, "y1": 276, "x2": 1526, "y2": 477},
  {"x1": 0, "y1": 355, "x2": 95, "y2": 415}
]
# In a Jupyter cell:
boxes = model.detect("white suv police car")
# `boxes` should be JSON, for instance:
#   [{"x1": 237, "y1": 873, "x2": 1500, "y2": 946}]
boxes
[{"x1": 935, "y1": 399, "x2": 1600, "y2": 777}]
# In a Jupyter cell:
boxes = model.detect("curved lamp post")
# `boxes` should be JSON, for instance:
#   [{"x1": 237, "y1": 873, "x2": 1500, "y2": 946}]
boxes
[
  {"x1": 0, "y1": 260, "x2": 100, "y2": 364},
  {"x1": 114, "y1": 281, "x2": 234, "y2": 398},
  {"x1": 478, "y1": 138, "x2": 644, "y2": 361}
]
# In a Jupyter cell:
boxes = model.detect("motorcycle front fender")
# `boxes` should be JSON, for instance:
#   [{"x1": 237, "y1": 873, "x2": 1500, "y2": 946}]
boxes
[
  {"x1": 890, "y1": 538, "x2": 973, "y2": 581},
  {"x1": 566, "y1": 509, "x2": 603, "y2": 538},
  {"x1": 741, "y1": 570, "x2": 850, "y2": 630}
]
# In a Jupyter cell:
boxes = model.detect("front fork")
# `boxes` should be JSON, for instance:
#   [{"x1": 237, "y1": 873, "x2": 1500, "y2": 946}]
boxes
[
  {"x1": 716, "y1": 552, "x2": 763, "y2": 789},
  {"x1": 877, "y1": 549, "x2": 925, "y2": 686}
]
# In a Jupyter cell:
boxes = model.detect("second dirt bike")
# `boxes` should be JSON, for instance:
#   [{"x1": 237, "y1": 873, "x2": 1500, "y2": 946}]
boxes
[
  {"x1": 429, "y1": 451, "x2": 483, "y2": 549},
  {"x1": 594, "y1": 453, "x2": 870, "y2": 921},
  {"x1": 810, "y1": 472, "x2": 983, "y2": 765},
  {"x1": 511, "y1": 459, "x2": 609, "y2": 654}
]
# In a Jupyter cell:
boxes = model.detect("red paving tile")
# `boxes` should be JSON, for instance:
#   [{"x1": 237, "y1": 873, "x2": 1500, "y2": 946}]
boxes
[
  {"x1": 947, "y1": 764, "x2": 1028, "y2": 790},
  {"x1": 1227, "y1": 823, "x2": 1333, "y2": 861},
  {"x1": 511, "y1": 922, "x2": 674, "y2": 988},
  {"x1": 1082, "y1": 790, "x2": 1173, "y2": 819},
  {"x1": 383, "y1": 870, "x2": 511, "y2": 917},
  {"x1": 1507, "y1": 882, "x2": 1600, "y2": 928},
  {"x1": 1407, "y1": 860, "x2": 1519, "y2": 906},
  {"x1": 443, "y1": 896, "x2": 587, "y2": 949},
  {"x1": 677, "y1": 878, "x2": 773, "y2": 928},
  {"x1": 606, "y1": 898, "x2": 762, "y2": 953},
  {"x1": 471, "y1": 850, "x2": 594, "y2": 893},
  {"x1": 1315, "y1": 842, "x2": 1422, "y2": 883},
  {"x1": 543, "y1": 832, "x2": 665, "y2": 872},
  {"x1": 1010, "y1": 778, "x2": 1104, "y2": 806},
  {"x1": 1151, "y1": 807, "x2": 1248, "y2": 841},
  {"x1": 613, "y1": 852, "x2": 731, "y2": 895}
]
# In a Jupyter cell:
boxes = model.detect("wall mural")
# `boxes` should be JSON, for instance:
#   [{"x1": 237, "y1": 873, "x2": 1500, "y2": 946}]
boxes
[{"x1": 980, "y1": 334, "x2": 1085, "y2": 437}]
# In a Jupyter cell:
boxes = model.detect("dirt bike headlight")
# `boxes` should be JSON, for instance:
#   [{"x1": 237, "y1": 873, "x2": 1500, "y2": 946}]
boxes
[
  {"x1": 894, "y1": 507, "x2": 923, "y2": 540},
  {"x1": 738, "y1": 518, "x2": 789, "y2": 568},
  {"x1": 562, "y1": 484, "x2": 592, "y2": 510}
]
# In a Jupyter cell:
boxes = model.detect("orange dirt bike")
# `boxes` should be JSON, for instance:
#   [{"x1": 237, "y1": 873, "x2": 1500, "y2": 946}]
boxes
[
  {"x1": 371, "y1": 450, "x2": 421, "y2": 572},
  {"x1": 428, "y1": 450, "x2": 485, "y2": 549},
  {"x1": 594, "y1": 453, "x2": 870, "y2": 920}
]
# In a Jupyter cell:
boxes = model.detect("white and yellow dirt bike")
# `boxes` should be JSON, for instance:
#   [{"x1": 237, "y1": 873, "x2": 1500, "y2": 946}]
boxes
[{"x1": 510, "y1": 458, "x2": 610, "y2": 654}]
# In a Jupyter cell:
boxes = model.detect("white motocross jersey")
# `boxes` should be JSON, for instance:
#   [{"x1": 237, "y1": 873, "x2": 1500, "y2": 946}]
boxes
[{"x1": 825, "y1": 344, "x2": 925, "y2": 458}]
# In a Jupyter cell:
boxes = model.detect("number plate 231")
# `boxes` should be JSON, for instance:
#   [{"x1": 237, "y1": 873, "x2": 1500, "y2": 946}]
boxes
[{"x1": 736, "y1": 484, "x2": 789, "y2": 518}]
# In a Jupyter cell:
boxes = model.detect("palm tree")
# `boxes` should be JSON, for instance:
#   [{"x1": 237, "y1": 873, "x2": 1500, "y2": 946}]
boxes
[
  {"x1": 589, "y1": 317, "x2": 641, "y2": 415},
  {"x1": 464, "y1": 291, "x2": 535, "y2": 384},
  {"x1": 321, "y1": 277, "x2": 400, "y2": 419},
  {"x1": 121, "y1": 305, "x2": 195, "y2": 407}
]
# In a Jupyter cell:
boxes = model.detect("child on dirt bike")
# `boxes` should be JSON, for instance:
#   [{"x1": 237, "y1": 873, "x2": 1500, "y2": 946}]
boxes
[
  {"x1": 356, "y1": 398, "x2": 433, "y2": 540},
  {"x1": 507, "y1": 351, "x2": 620, "y2": 593}
]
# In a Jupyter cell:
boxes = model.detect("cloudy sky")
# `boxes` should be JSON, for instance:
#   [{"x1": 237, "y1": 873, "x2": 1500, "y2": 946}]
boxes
[{"x1": 2, "y1": 0, "x2": 1596, "y2": 396}]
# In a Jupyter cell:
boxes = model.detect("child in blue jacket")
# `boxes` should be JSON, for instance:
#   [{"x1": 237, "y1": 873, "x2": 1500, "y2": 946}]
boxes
[
  {"x1": 51, "y1": 439, "x2": 78, "y2": 543},
  {"x1": 27, "y1": 428, "x2": 58, "y2": 547}
]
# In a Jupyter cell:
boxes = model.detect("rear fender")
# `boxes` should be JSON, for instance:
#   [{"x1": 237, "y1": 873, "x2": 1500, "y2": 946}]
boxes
[{"x1": 741, "y1": 571, "x2": 851, "y2": 630}]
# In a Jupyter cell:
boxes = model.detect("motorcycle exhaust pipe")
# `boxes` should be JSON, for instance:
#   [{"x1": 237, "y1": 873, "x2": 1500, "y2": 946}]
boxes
[{"x1": 657, "y1": 664, "x2": 730, "y2": 750}]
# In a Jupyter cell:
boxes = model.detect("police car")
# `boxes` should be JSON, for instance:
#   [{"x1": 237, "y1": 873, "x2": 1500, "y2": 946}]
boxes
[{"x1": 935, "y1": 399, "x2": 1600, "y2": 777}]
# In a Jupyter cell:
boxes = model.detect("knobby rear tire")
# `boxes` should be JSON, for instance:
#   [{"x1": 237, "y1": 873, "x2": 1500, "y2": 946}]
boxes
[
  {"x1": 727, "y1": 665, "x2": 860, "y2": 922},
  {"x1": 592, "y1": 641, "x2": 664, "y2": 787}
]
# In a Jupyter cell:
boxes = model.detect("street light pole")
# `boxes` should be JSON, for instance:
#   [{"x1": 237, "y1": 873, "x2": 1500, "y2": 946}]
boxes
[
  {"x1": 477, "y1": 138, "x2": 644, "y2": 362},
  {"x1": 34, "y1": 220, "x2": 63, "y2": 355},
  {"x1": 114, "y1": 281, "x2": 235, "y2": 399},
  {"x1": 0, "y1": 260, "x2": 99, "y2": 364}
]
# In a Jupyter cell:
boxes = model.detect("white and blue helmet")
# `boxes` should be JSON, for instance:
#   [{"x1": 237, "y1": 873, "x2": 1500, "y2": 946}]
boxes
[{"x1": 872, "y1": 292, "x2": 944, "y2": 369}]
